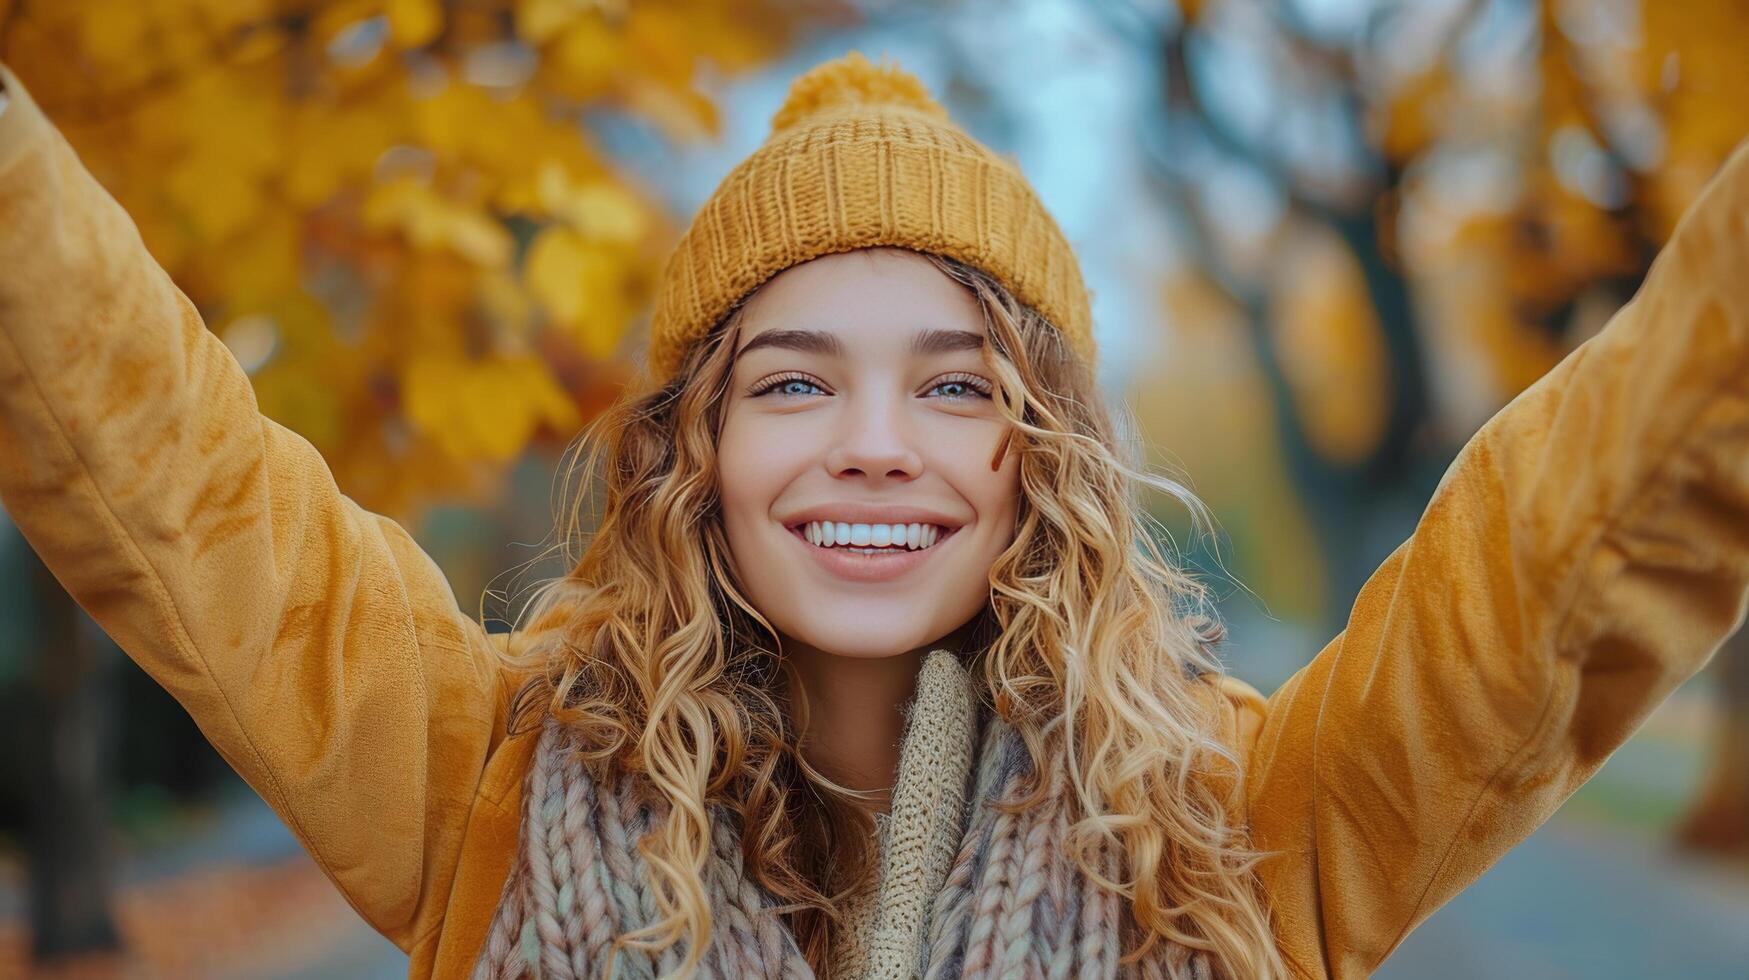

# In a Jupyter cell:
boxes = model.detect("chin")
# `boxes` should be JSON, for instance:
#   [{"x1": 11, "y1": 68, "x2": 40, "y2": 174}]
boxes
[
  {"x1": 774, "y1": 594, "x2": 972, "y2": 659},
  {"x1": 786, "y1": 620, "x2": 941, "y2": 659}
]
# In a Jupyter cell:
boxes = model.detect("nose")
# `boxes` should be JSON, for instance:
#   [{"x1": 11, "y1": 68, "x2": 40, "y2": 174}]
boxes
[{"x1": 823, "y1": 394, "x2": 923, "y2": 482}]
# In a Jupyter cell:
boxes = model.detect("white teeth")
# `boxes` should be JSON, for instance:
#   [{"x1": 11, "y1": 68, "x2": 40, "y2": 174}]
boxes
[{"x1": 802, "y1": 521, "x2": 947, "y2": 551}]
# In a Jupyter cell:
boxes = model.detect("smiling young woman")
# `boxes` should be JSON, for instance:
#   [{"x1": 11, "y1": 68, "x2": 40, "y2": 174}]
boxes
[
  {"x1": 482, "y1": 234, "x2": 1274, "y2": 976},
  {"x1": 3, "y1": 48, "x2": 1748, "y2": 980}
]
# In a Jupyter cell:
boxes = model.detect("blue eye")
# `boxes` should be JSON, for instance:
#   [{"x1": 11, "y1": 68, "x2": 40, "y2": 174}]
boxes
[
  {"x1": 926, "y1": 374, "x2": 993, "y2": 400},
  {"x1": 751, "y1": 374, "x2": 827, "y2": 398}
]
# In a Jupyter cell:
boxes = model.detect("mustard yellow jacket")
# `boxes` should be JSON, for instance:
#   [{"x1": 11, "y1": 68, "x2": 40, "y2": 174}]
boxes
[{"x1": 3, "y1": 64, "x2": 1747, "y2": 978}]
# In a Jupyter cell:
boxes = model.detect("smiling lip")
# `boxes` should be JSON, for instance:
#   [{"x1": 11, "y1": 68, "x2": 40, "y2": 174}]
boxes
[
  {"x1": 786, "y1": 522, "x2": 959, "y2": 583},
  {"x1": 779, "y1": 504, "x2": 963, "y2": 529}
]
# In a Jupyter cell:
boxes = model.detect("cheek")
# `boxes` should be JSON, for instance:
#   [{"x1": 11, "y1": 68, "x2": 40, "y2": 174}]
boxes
[
  {"x1": 714, "y1": 418, "x2": 759, "y2": 514},
  {"x1": 934, "y1": 425, "x2": 1022, "y2": 534},
  {"x1": 715, "y1": 414, "x2": 809, "y2": 552},
  {"x1": 718, "y1": 414, "x2": 786, "y2": 502}
]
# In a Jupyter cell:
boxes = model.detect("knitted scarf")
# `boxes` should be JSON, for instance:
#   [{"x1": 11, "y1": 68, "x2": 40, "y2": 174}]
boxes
[{"x1": 473, "y1": 652, "x2": 1212, "y2": 979}]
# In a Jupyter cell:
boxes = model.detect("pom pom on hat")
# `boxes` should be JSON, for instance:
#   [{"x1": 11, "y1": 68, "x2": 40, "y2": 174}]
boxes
[{"x1": 769, "y1": 50, "x2": 949, "y2": 134}]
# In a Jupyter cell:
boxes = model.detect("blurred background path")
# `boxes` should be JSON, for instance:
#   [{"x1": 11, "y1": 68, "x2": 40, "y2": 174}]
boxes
[{"x1": 1380, "y1": 819, "x2": 1749, "y2": 979}]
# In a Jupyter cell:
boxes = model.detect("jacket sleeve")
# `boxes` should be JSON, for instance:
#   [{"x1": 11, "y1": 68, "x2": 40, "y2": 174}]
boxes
[
  {"x1": 0, "y1": 64, "x2": 511, "y2": 952},
  {"x1": 1232, "y1": 138, "x2": 1749, "y2": 979}
]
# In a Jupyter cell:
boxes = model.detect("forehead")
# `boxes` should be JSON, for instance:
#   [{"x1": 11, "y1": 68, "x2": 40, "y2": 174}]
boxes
[{"x1": 734, "y1": 248, "x2": 986, "y2": 353}]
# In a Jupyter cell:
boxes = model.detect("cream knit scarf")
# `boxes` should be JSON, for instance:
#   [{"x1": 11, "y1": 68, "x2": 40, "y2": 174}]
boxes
[{"x1": 473, "y1": 651, "x2": 1212, "y2": 979}]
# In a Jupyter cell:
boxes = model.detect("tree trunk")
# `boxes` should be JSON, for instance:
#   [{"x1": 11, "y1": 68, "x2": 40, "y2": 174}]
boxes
[
  {"x1": 1676, "y1": 625, "x2": 1749, "y2": 855},
  {"x1": 23, "y1": 545, "x2": 123, "y2": 962}
]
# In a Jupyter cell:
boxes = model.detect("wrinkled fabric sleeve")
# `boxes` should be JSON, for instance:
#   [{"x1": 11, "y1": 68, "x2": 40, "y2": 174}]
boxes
[
  {"x1": 0, "y1": 64, "x2": 510, "y2": 952},
  {"x1": 1235, "y1": 139, "x2": 1749, "y2": 979}
]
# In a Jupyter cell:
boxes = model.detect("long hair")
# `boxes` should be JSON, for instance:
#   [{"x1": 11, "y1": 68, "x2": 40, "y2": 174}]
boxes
[{"x1": 489, "y1": 249, "x2": 1286, "y2": 978}]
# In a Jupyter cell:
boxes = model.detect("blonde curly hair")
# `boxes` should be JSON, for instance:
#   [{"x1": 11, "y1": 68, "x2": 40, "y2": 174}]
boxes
[{"x1": 490, "y1": 249, "x2": 1286, "y2": 978}]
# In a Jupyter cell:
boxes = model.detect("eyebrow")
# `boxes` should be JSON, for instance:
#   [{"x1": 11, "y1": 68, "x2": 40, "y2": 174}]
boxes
[
  {"x1": 910, "y1": 328, "x2": 987, "y2": 356},
  {"x1": 736, "y1": 329, "x2": 844, "y2": 357},
  {"x1": 735, "y1": 327, "x2": 986, "y2": 358}
]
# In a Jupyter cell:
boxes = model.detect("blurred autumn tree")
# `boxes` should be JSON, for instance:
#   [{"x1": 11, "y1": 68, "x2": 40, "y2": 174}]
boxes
[
  {"x1": 1112, "y1": 0, "x2": 1748, "y2": 852},
  {"x1": 0, "y1": 0, "x2": 848, "y2": 962}
]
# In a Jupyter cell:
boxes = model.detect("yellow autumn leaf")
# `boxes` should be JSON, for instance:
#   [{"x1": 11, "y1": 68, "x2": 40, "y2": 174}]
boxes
[
  {"x1": 284, "y1": 97, "x2": 405, "y2": 207},
  {"x1": 517, "y1": 0, "x2": 602, "y2": 46},
  {"x1": 164, "y1": 156, "x2": 264, "y2": 245},
  {"x1": 542, "y1": 15, "x2": 622, "y2": 101},
  {"x1": 404, "y1": 357, "x2": 503, "y2": 460},
  {"x1": 414, "y1": 82, "x2": 599, "y2": 195},
  {"x1": 386, "y1": 0, "x2": 444, "y2": 48},
  {"x1": 67, "y1": 1, "x2": 156, "y2": 83},
  {"x1": 404, "y1": 355, "x2": 580, "y2": 461},
  {"x1": 499, "y1": 356, "x2": 584, "y2": 435},
  {"x1": 523, "y1": 225, "x2": 632, "y2": 358},
  {"x1": 536, "y1": 162, "x2": 650, "y2": 243},
  {"x1": 201, "y1": 207, "x2": 303, "y2": 301},
  {"x1": 364, "y1": 177, "x2": 514, "y2": 268}
]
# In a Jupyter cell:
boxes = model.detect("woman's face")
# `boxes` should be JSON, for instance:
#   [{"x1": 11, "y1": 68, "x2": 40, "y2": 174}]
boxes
[{"x1": 716, "y1": 247, "x2": 1022, "y2": 660}]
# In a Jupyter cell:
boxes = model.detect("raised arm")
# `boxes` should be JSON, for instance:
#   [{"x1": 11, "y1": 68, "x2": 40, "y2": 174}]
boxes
[
  {"x1": 0, "y1": 65, "x2": 511, "y2": 951},
  {"x1": 1229, "y1": 140, "x2": 1749, "y2": 978}
]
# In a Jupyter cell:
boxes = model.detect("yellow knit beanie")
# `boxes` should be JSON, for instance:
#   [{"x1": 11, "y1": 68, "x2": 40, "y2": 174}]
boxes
[{"x1": 644, "y1": 50, "x2": 1095, "y2": 384}]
